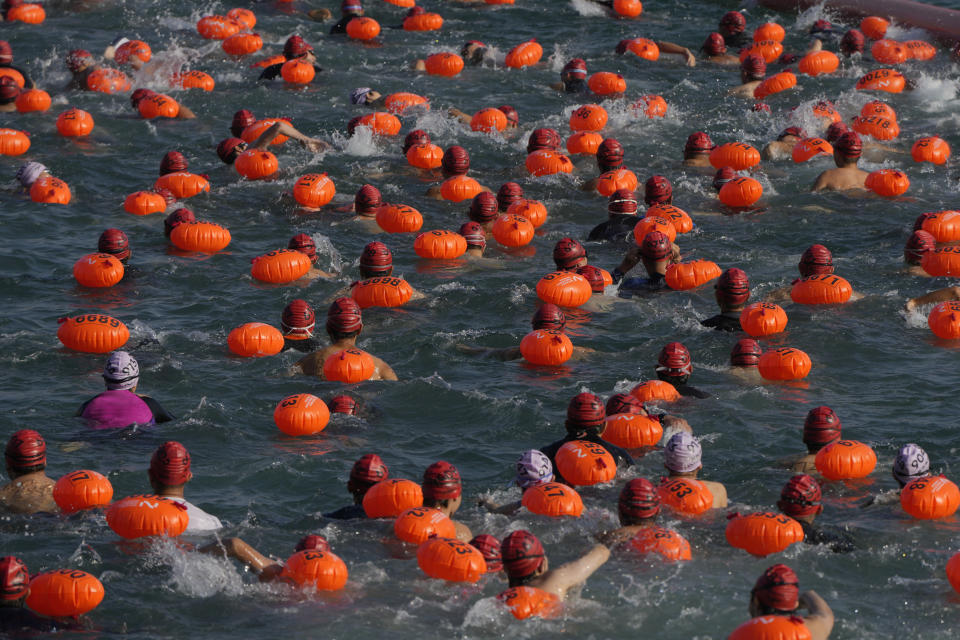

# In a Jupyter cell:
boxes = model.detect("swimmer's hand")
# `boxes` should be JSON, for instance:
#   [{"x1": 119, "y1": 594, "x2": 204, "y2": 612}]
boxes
[
  {"x1": 905, "y1": 299, "x2": 917, "y2": 312},
  {"x1": 596, "y1": 528, "x2": 633, "y2": 548},
  {"x1": 683, "y1": 49, "x2": 696, "y2": 67},
  {"x1": 304, "y1": 139, "x2": 331, "y2": 153}
]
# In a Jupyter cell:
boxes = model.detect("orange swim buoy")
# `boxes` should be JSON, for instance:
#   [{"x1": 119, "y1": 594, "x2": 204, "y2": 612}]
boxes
[
  {"x1": 633, "y1": 94, "x2": 668, "y2": 119},
  {"x1": 739, "y1": 40, "x2": 783, "y2": 64},
  {"x1": 792, "y1": 137, "x2": 833, "y2": 163},
  {"x1": 569, "y1": 104, "x2": 608, "y2": 132},
  {"x1": 620, "y1": 38, "x2": 658, "y2": 60},
  {"x1": 536, "y1": 271, "x2": 593, "y2": 308},
  {"x1": 406, "y1": 143, "x2": 444, "y2": 169},
  {"x1": 507, "y1": 199, "x2": 548, "y2": 228},
  {"x1": 226, "y1": 7, "x2": 256, "y2": 29},
  {"x1": 725, "y1": 512, "x2": 804, "y2": 556},
  {"x1": 497, "y1": 587, "x2": 562, "y2": 620},
  {"x1": 274, "y1": 393, "x2": 330, "y2": 436},
  {"x1": 53, "y1": 470, "x2": 113, "y2": 513},
  {"x1": 417, "y1": 537, "x2": 486, "y2": 583},
  {"x1": 790, "y1": 274, "x2": 852, "y2": 304},
  {"x1": 628, "y1": 526, "x2": 692, "y2": 562},
  {"x1": 57, "y1": 314, "x2": 128, "y2": 353},
  {"x1": 377, "y1": 204, "x2": 424, "y2": 233},
  {"x1": 281, "y1": 59, "x2": 315, "y2": 85},
  {"x1": 170, "y1": 220, "x2": 230, "y2": 253},
  {"x1": 6, "y1": 3, "x2": 45, "y2": 23},
  {"x1": 922, "y1": 246, "x2": 960, "y2": 277},
  {"x1": 222, "y1": 32, "x2": 263, "y2": 56},
  {"x1": 905, "y1": 40, "x2": 936, "y2": 61},
  {"x1": 613, "y1": 0, "x2": 643, "y2": 17},
  {"x1": 861, "y1": 16, "x2": 889, "y2": 40},
  {"x1": 424, "y1": 52, "x2": 464, "y2": 77},
  {"x1": 555, "y1": 440, "x2": 616, "y2": 486},
  {"x1": 106, "y1": 494, "x2": 189, "y2": 538},
  {"x1": 197, "y1": 15, "x2": 241, "y2": 40},
  {"x1": 154, "y1": 172, "x2": 211, "y2": 199},
  {"x1": 14, "y1": 89, "x2": 50, "y2": 113},
  {"x1": 26, "y1": 571, "x2": 103, "y2": 617},
  {"x1": 403, "y1": 12, "x2": 443, "y2": 31},
  {"x1": 73, "y1": 253, "x2": 124, "y2": 288},
  {"x1": 234, "y1": 149, "x2": 278, "y2": 180},
  {"x1": 520, "y1": 329, "x2": 574, "y2": 366},
  {"x1": 729, "y1": 615, "x2": 812, "y2": 640},
  {"x1": 754, "y1": 22, "x2": 785, "y2": 43},
  {"x1": 521, "y1": 482, "x2": 583, "y2": 517},
  {"x1": 567, "y1": 131, "x2": 603, "y2": 155},
  {"x1": 363, "y1": 479, "x2": 423, "y2": 518},
  {"x1": 492, "y1": 214, "x2": 534, "y2": 247},
  {"x1": 251, "y1": 249, "x2": 312, "y2": 284},
  {"x1": 740, "y1": 302, "x2": 788, "y2": 337},
  {"x1": 633, "y1": 216, "x2": 677, "y2": 244},
  {"x1": 414, "y1": 229, "x2": 467, "y2": 259},
  {"x1": 525, "y1": 149, "x2": 574, "y2": 177},
  {"x1": 815, "y1": 440, "x2": 877, "y2": 480},
  {"x1": 30, "y1": 176, "x2": 71, "y2": 205},
  {"x1": 603, "y1": 413, "x2": 662, "y2": 449},
  {"x1": 812, "y1": 101, "x2": 842, "y2": 124},
  {"x1": 440, "y1": 175, "x2": 483, "y2": 202},
  {"x1": 719, "y1": 177, "x2": 763, "y2": 207},
  {"x1": 901, "y1": 476, "x2": 960, "y2": 519},
  {"x1": 0, "y1": 67, "x2": 23, "y2": 87},
  {"x1": 852, "y1": 115, "x2": 899, "y2": 141},
  {"x1": 709, "y1": 142, "x2": 760, "y2": 171},
  {"x1": 115, "y1": 40, "x2": 152, "y2": 65},
  {"x1": 280, "y1": 550, "x2": 349, "y2": 591},
  {"x1": 596, "y1": 168, "x2": 638, "y2": 197},
  {"x1": 871, "y1": 39, "x2": 908, "y2": 64},
  {"x1": 588, "y1": 72, "x2": 627, "y2": 96},
  {"x1": 866, "y1": 169, "x2": 909, "y2": 197},
  {"x1": 356, "y1": 112, "x2": 402, "y2": 137},
  {"x1": 657, "y1": 477, "x2": 713, "y2": 515},
  {"x1": 394, "y1": 507, "x2": 456, "y2": 544},
  {"x1": 630, "y1": 379, "x2": 680, "y2": 403},
  {"x1": 383, "y1": 92, "x2": 429, "y2": 115},
  {"x1": 470, "y1": 108, "x2": 508, "y2": 133},
  {"x1": 505, "y1": 39, "x2": 542, "y2": 68},
  {"x1": 123, "y1": 191, "x2": 167, "y2": 216},
  {"x1": 758, "y1": 347, "x2": 811, "y2": 381},
  {"x1": 856, "y1": 68, "x2": 905, "y2": 93},
  {"x1": 949, "y1": 553, "x2": 960, "y2": 595},
  {"x1": 347, "y1": 17, "x2": 381, "y2": 40},
  {"x1": 56, "y1": 108, "x2": 94, "y2": 137},
  {"x1": 323, "y1": 348, "x2": 376, "y2": 382},
  {"x1": 753, "y1": 71, "x2": 796, "y2": 100},
  {"x1": 912, "y1": 137, "x2": 951, "y2": 165},
  {"x1": 797, "y1": 50, "x2": 839, "y2": 76},
  {"x1": 228, "y1": 323, "x2": 284, "y2": 357},
  {"x1": 647, "y1": 204, "x2": 693, "y2": 233},
  {"x1": 241, "y1": 118, "x2": 291, "y2": 145},
  {"x1": 292, "y1": 173, "x2": 336, "y2": 208},
  {"x1": 0, "y1": 128, "x2": 29, "y2": 156},
  {"x1": 138, "y1": 93, "x2": 180, "y2": 119},
  {"x1": 664, "y1": 260, "x2": 722, "y2": 291},
  {"x1": 918, "y1": 211, "x2": 960, "y2": 242},
  {"x1": 928, "y1": 301, "x2": 960, "y2": 339},
  {"x1": 351, "y1": 277, "x2": 414, "y2": 308}
]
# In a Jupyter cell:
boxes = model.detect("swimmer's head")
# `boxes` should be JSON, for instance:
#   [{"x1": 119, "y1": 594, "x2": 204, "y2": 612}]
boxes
[
  {"x1": 469, "y1": 191, "x2": 498, "y2": 223},
  {"x1": 893, "y1": 443, "x2": 930, "y2": 487},
  {"x1": 441, "y1": 145, "x2": 470, "y2": 176},
  {"x1": 684, "y1": 131, "x2": 713, "y2": 159},
  {"x1": 741, "y1": 54, "x2": 766, "y2": 82},
  {"x1": 596, "y1": 138, "x2": 624, "y2": 172},
  {"x1": 159, "y1": 151, "x2": 187, "y2": 176},
  {"x1": 326, "y1": 297, "x2": 363, "y2": 339},
  {"x1": 810, "y1": 19, "x2": 832, "y2": 34},
  {"x1": 496, "y1": 182, "x2": 523, "y2": 211},
  {"x1": 777, "y1": 474, "x2": 822, "y2": 518},
  {"x1": 402, "y1": 129, "x2": 431, "y2": 154},
  {"x1": 608, "y1": 189, "x2": 638, "y2": 215},
  {"x1": 288, "y1": 233, "x2": 318, "y2": 264},
  {"x1": 824, "y1": 121, "x2": 850, "y2": 144},
  {"x1": 155, "y1": 187, "x2": 176, "y2": 206},
  {"x1": 657, "y1": 341, "x2": 692, "y2": 382},
  {"x1": 328, "y1": 394, "x2": 359, "y2": 415},
  {"x1": 295, "y1": 535, "x2": 330, "y2": 553},
  {"x1": 527, "y1": 128, "x2": 561, "y2": 153},
  {"x1": 216, "y1": 137, "x2": 247, "y2": 165},
  {"x1": 281, "y1": 299, "x2": 315, "y2": 339},
  {"x1": 720, "y1": 10, "x2": 746, "y2": 35},
  {"x1": 645, "y1": 175, "x2": 673, "y2": 206},
  {"x1": 350, "y1": 87, "x2": 373, "y2": 105},
  {"x1": 904, "y1": 230, "x2": 935, "y2": 265},
  {"x1": 751, "y1": 102, "x2": 771, "y2": 113},
  {"x1": 640, "y1": 230, "x2": 671, "y2": 262},
  {"x1": 497, "y1": 104, "x2": 519, "y2": 128},
  {"x1": 460, "y1": 40, "x2": 486, "y2": 64},
  {"x1": 802, "y1": 406, "x2": 841, "y2": 451},
  {"x1": 164, "y1": 208, "x2": 195, "y2": 237},
  {"x1": 103, "y1": 350, "x2": 139, "y2": 390},
  {"x1": 777, "y1": 126, "x2": 806, "y2": 141},
  {"x1": 359, "y1": 241, "x2": 392, "y2": 278},
  {"x1": 552, "y1": 237, "x2": 588, "y2": 270},
  {"x1": 354, "y1": 184, "x2": 382, "y2": 217},
  {"x1": 751, "y1": 564, "x2": 800, "y2": 615},
  {"x1": 833, "y1": 131, "x2": 862, "y2": 161},
  {"x1": 348, "y1": 453, "x2": 388, "y2": 496},
  {"x1": 664, "y1": 432, "x2": 702, "y2": 473},
  {"x1": 283, "y1": 35, "x2": 313, "y2": 60},
  {"x1": 5, "y1": 429, "x2": 45, "y2": 475},
  {"x1": 532, "y1": 303, "x2": 565, "y2": 331},
  {"x1": 715, "y1": 267, "x2": 750, "y2": 308},
  {"x1": 98, "y1": 228, "x2": 130, "y2": 263},
  {"x1": 15, "y1": 161, "x2": 47, "y2": 188},
  {"x1": 149, "y1": 441, "x2": 192, "y2": 488},
  {"x1": 501, "y1": 530, "x2": 545, "y2": 582},
  {"x1": 0, "y1": 41, "x2": 12, "y2": 65},
  {"x1": 565, "y1": 392, "x2": 606, "y2": 435},
  {"x1": 619, "y1": 478, "x2": 660, "y2": 524},
  {"x1": 0, "y1": 556, "x2": 28, "y2": 603},
  {"x1": 0, "y1": 76, "x2": 19, "y2": 105},
  {"x1": 605, "y1": 393, "x2": 645, "y2": 416},
  {"x1": 840, "y1": 29, "x2": 865, "y2": 56},
  {"x1": 562, "y1": 58, "x2": 587, "y2": 81},
  {"x1": 130, "y1": 87, "x2": 155, "y2": 110},
  {"x1": 799, "y1": 244, "x2": 833, "y2": 277},
  {"x1": 231, "y1": 109, "x2": 255, "y2": 137},
  {"x1": 469, "y1": 535, "x2": 502, "y2": 572},
  {"x1": 730, "y1": 338, "x2": 762, "y2": 367},
  {"x1": 341, "y1": 0, "x2": 363, "y2": 16},
  {"x1": 459, "y1": 221, "x2": 486, "y2": 251},
  {"x1": 422, "y1": 460, "x2": 462, "y2": 504},
  {"x1": 577, "y1": 265, "x2": 605, "y2": 293},
  {"x1": 406, "y1": 6, "x2": 424, "y2": 17},
  {"x1": 66, "y1": 49, "x2": 93, "y2": 73},
  {"x1": 702, "y1": 32, "x2": 726, "y2": 56},
  {"x1": 515, "y1": 449, "x2": 553, "y2": 489},
  {"x1": 713, "y1": 166, "x2": 737, "y2": 192}
]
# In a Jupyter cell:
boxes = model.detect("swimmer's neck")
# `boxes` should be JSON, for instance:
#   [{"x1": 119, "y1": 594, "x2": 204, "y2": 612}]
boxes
[
  {"x1": 5, "y1": 469, "x2": 48, "y2": 482},
  {"x1": 668, "y1": 470, "x2": 699, "y2": 479}
]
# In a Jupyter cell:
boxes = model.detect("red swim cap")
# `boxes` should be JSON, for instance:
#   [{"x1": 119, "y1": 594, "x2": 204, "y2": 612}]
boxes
[
  {"x1": 825, "y1": 122, "x2": 850, "y2": 144},
  {"x1": 354, "y1": 184, "x2": 382, "y2": 216},
  {"x1": 685, "y1": 131, "x2": 713, "y2": 154},
  {"x1": 658, "y1": 342, "x2": 692, "y2": 377},
  {"x1": 577, "y1": 265, "x2": 605, "y2": 293},
  {"x1": 841, "y1": 29, "x2": 865, "y2": 55},
  {"x1": 803, "y1": 406, "x2": 841, "y2": 446},
  {"x1": 327, "y1": 297, "x2": 363, "y2": 335},
  {"x1": 608, "y1": 189, "x2": 638, "y2": 215},
  {"x1": 605, "y1": 393, "x2": 645, "y2": 416},
  {"x1": 0, "y1": 557, "x2": 28, "y2": 602},
  {"x1": 597, "y1": 138, "x2": 624, "y2": 171},
  {"x1": 619, "y1": 478, "x2": 660, "y2": 520},
  {"x1": 741, "y1": 54, "x2": 766, "y2": 80},
  {"x1": 130, "y1": 87, "x2": 155, "y2": 109},
  {"x1": 422, "y1": 461, "x2": 462, "y2": 501},
  {"x1": 752, "y1": 564, "x2": 800, "y2": 613},
  {"x1": 284, "y1": 35, "x2": 314, "y2": 59},
  {"x1": 0, "y1": 40, "x2": 12, "y2": 65},
  {"x1": 834, "y1": 131, "x2": 862, "y2": 159},
  {"x1": 459, "y1": 221, "x2": 486, "y2": 250},
  {"x1": 149, "y1": 441, "x2": 192, "y2": 486},
  {"x1": 164, "y1": 208, "x2": 195, "y2": 237},
  {"x1": 811, "y1": 19, "x2": 832, "y2": 33},
  {"x1": 778, "y1": 126, "x2": 806, "y2": 141},
  {"x1": 66, "y1": 49, "x2": 92, "y2": 73},
  {"x1": 777, "y1": 474, "x2": 822, "y2": 518},
  {"x1": 562, "y1": 58, "x2": 587, "y2": 79},
  {"x1": 720, "y1": 10, "x2": 746, "y2": 33},
  {"x1": 716, "y1": 267, "x2": 750, "y2": 306},
  {"x1": 5, "y1": 429, "x2": 45, "y2": 471},
  {"x1": 501, "y1": 530, "x2": 544, "y2": 579},
  {"x1": 288, "y1": 233, "x2": 318, "y2": 263},
  {"x1": 441, "y1": 145, "x2": 470, "y2": 176},
  {"x1": 498, "y1": 104, "x2": 519, "y2": 126},
  {"x1": 702, "y1": 33, "x2": 726, "y2": 56},
  {"x1": 348, "y1": 453, "x2": 388, "y2": 492},
  {"x1": 527, "y1": 128, "x2": 561, "y2": 153},
  {"x1": 99, "y1": 228, "x2": 130, "y2": 262},
  {"x1": 281, "y1": 299, "x2": 315, "y2": 337},
  {"x1": 216, "y1": 137, "x2": 246, "y2": 164},
  {"x1": 360, "y1": 241, "x2": 392, "y2": 276},
  {"x1": 497, "y1": 182, "x2": 523, "y2": 211},
  {"x1": 532, "y1": 304, "x2": 565, "y2": 331},
  {"x1": 730, "y1": 338, "x2": 762, "y2": 366},
  {"x1": 406, "y1": 6, "x2": 425, "y2": 16},
  {"x1": 0, "y1": 76, "x2": 19, "y2": 103},
  {"x1": 155, "y1": 187, "x2": 176, "y2": 206},
  {"x1": 553, "y1": 237, "x2": 587, "y2": 270},
  {"x1": 566, "y1": 392, "x2": 606, "y2": 431},
  {"x1": 645, "y1": 175, "x2": 672, "y2": 206},
  {"x1": 231, "y1": 109, "x2": 255, "y2": 137},
  {"x1": 295, "y1": 534, "x2": 330, "y2": 553},
  {"x1": 640, "y1": 230, "x2": 671, "y2": 261},
  {"x1": 341, "y1": 0, "x2": 363, "y2": 13},
  {"x1": 799, "y1": 244, "x2": 833, "y2": 276},
  {"x1": 403, "y1": 129, "x2": 430, "y2": 154},
  {"x1": 469, "y1": 534, "x2": 502, "y2": 572},
  {"x1": 160, "y1": 151, "x2": 188, "y2": 176},
  {"x1": 328, "y1": 394, "x2": 359, "y2": 415},
  {"x1": 469, "y1": 191, "x2": 498, "y2": 223},
  {"x1": 751, "y1": 102, "x2": 771, "y2": 113},
  {"x1": 904, "y1": 230, "x2": 935, "y2": 265},
  {"x1": 713, "y1": 166, "x2": 737, "y2": 192}
]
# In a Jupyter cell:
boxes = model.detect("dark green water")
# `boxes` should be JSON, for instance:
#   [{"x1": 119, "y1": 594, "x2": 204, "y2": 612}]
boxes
[{"x1": 2, "y1": 0, "x2": 960, "y2": 638}]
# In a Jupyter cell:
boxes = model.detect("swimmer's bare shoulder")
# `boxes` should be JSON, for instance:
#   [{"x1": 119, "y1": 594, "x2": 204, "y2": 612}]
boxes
[
  {"x1": 0, "y1": 478, "x2": 58, "y2": 514},
  {"x1": 295, "y1": 347, "x2": 340, "y2": 376},
  {"x1": 702, "y1": 480, "x2": 728, "y2": 508},
  {"x1": 800, "y1": 590, "x2": 834, "y2": 640},
  {"x1": 372, "y1": 356, "x2": 398, "y2": 381}
]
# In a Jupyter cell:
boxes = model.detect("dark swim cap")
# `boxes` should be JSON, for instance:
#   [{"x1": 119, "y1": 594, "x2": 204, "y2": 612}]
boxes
[
  {"x1": 5, "y1": 429, "x2": 45, "y2": 471},
  {"x1": 231, "y1": 109, "x2": 256, "y2": 137},
  {"x1": 841, "y1": 29, "x2": 865, "y2": 55},
  {"x1": 441, "y1": 145, "x2": 470, "y2": 175},
  {"x1": 281, "y1": 299, "x2": 315, "y2": 337},
  {"x1": 562, "y1": 58, "x2": 587, "y2": 79},
  {"x1": 497, "y1": 182, "x2": 524, "y2": 211},
  {"x1": 713, "y1": 167, "x2": 737, "y2": 192},
  {"x1": 566, "y1": 392, "x2": 606, "y2": 431},
  {"x1": 810, "y1": 19, "x2": 832, "y2": 33},
  {"x1": 217, "y1": 137, "x2": 246, "y2": 164},
  {"x1": 597, "y1": 138, "x2": 624, "y2": 171},
  {"x1": 403, "y1": 129, "x2": 430, "y2": 154},
  {"x1": 469, "y1": 534, "x2": 502, "y2": 572},
  {"x1": 164, "y1": 208, "x2": 195, "y2": 237},
  {"x1": 498, "y1": 105, "x2": 519, "y2": 126},
  {"x1": 354, "y1": 184, "x2": 382, "y2": 216},
  {"x1": 799, "y1": 244, "x2": 833, "y2": 277},
  {"x1": 741, "y1": 55, "x2": 766, "y2": 80},
  {"x1": 752, "y1": 564, "x2": 800, "y2": 613},
  {"x1": 778, "y1": 126, "x2": 807, "y2": 141},
  {"x1": 423, "y1": 461, "x2": 462, "y2": 501},
  {"x1": 469, "y1": 191, "x2": 498, "y2": 223},
  {"x1": 406, "y1": 6, "x2": 425, "y2": 17},
  {"x1": 348, "y1": 453, "x2": 388, "y2": 492},
  {"x1": 99, "y1": 228, "x2": 131, "y2": 262},
  {"x1": 527, "y1": 128, "x2": 561, "y2": 153},
  {"x1": 730, "y1": 338, "x2": 762, "y2": 366},
  {"x1": 645, "y1": 175, "x2": 672, "y2": 205},
  {"x1": 777, "y1": 474, "x2": 822, "y2": 518},
  {"x1": 685, "y1": 131, "x2": 713, "y2": 154},
  {"x1": 130, "y1": 87, "x2": 155, "y2": 109},
  {"x1": 640, "y1": 230, "x2": 671, "y2": 261},
  {"x1": 160, "y1": 151, "x2": 188, "y2": 176},
  {"x1": 577, "y1": 265, "x2": 605, "y2": 293},
  {"x1": 149, "y1": 441, "x2": 192, "y2": 486},
  {"x1": 825, "y1": 122, "x2": 850, "y2": 144},
  {"x1": 834, "y1": 131, "x2": 862, "y2": 159},
  {"x1": 720, "y1": 10, "x2": 746, "y2": 33},
  {"x1": 553, "y1": 237, "x2": 587, "y2": 270},
  {"x1": 295, "y1": 535, "x2": 330, "y2": 553},
  {"x1": 341, "y1": 0, "x2": 363, "y2": 14},
  {"x1": 66, "y1": 49, "x2": 92, "y2": 73},
  {"x1": 702, "y1": 32, "x2": 726, "y2": 56},
  {"x1": 327, "y1": 297, "x2": 363, "y2": 334},
  {"x1": 501, "y1": 530, "x2": 545, "y2": 579},
  {"x1": 605, "y1": 393, "x2": 645, "y2": 416},
  {"x1": 619, "y1": 478, "x2": 660, "y2": 520},
  {"x1": 329, "y1": 394, "x2": 359, "y2": 415},
  {"x1": 716, "y1": 268, "x2": 750, "y2": 306},
  {"x1": 904, "y1": 230, "x2": 935, "y2": 265},
  {"x1": 0, "y1": 76, "x2": 19, "y2": 104},
  {"x1": 288, "y1": 233, "x2": 318, "y2": 263},
  {"x1": 283, "y1": 35, "x2": 314, "y2": 59},
  {"x1": 657, "y1": 342, "x2": 692, "y2": 377},
  {"x1": 532, "y1": 304, "x2": 565, "y2": 331},
  {"x1": 459, "y1": 221, "x2": 486, "y2": 250},
  {"x1": 0, "y1": 557, "x2": 28, "y2": 602},
  {"x1": 608, "y1": 189, "x2": 638, "y2": 215},
  {"x1": 360, "y1": 241, "x2": 392, "y2": 276},
  {"x1": 803, "y1": 406, "x2": 841, "y2": 446}
]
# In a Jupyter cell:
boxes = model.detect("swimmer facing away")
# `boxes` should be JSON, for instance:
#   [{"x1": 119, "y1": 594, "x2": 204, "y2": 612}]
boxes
[
  {"x1": 811, "y1": 132, "x2": 868, "y2": 192},
  {"x1": 147, "y1": 441, "x2": 222, "y2": 534},
  {"x1": 701, "y1": 268, "x2": 750, "y2": 331},
  {"x1": 597, "y1": 478, "x2": 691, "y2": 550},
  {"x1": 777, "y1": 474, "x2": 855, "y2": 553},
  {"x1": 656, "y1": 342, "x2": 710, "y2": 398},
  {"x1": 663, "y1": 432, "x2": 728, "y2": 508},
  {"x1": 0, "y1": 430, "x2": 57, "y2": 515},
  {"x1": 0, "y1": 556, "x2": 84, "y2": 633},
  {"x1": 747, "y1": 564, "x2": 834, "y2": 640},
  {"x1": 76, "y1": 351, "x2": 174, "y2": 430},
  {"x1": 325, "y1": 453, "x2": 388, "y2": 519},
  {"x1": 457, "y1": 304, "x2": 593, "y2": 361},
  {"x1": 479, "y1": 449, "x2": 555, "y2": 515},
  {"x1": 861, "y1": 443, "x2": 931, "y2": 507},
  {"x1": 422, "y1": 461, "x2": 472, "y2": 542},
  {"x1": 781, "y1": 406, "x2": 841, "y2": 473}
]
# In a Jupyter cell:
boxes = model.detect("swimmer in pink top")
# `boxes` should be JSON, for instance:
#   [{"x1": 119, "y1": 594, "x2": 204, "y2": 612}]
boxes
[{"x1": 76, "y1": 351, "x2": 173, "y2": 429}]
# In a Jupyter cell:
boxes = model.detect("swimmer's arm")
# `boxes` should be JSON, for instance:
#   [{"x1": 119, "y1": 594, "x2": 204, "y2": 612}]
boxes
[
  {"x1": 254, "y1": 121, "x2": 329, "y2": 152},
  {"x1": 596, "y1": 526, "x2": 636, "y2": 548},
  {"x1": 176, "y1": 104, "x2": 197, "y2": 120},
  {"x1": 376, "y1": 358, "x2": 399, "y2": 381},
  {"x1": 805, "y1": 38, "x2": 823, "y2": 55},
  {"x1": 614, "y1": 246, "x2": 642, "y2": 277},
  {"x1": 199, "y1": 537, "x2": 282, "y2": 577},
  {"x1": 580, "y1": 177, "x2": 600, "y2": 192},
  {"x1": 655, "y1": 41, "x2": 696, "y2": 67},
  {"x1": 413, "y1": 59, "x2": 426, "y2": 71},
  {"x1": 454, "y1": 520, "x2": 472, "y2": 542},
  {"x1": 447, "y1": 108, "x2": 471, "y2": 125},
  {"x1": 760, "y1": 143, "x2": 778, "y2": 161},
  {"x1": 479, "y1": 498, "x2": 522, "y2": 515},
  {"x1": 549, "y1": 81, "x2": 564, "y2": 91},
  {"x1": 763, "y1": 286, "x2": 792, "y2": 303},
  {"x1": 539, "y1": 544, "x2": 611, "y2": 600},
  {"x1": 810, "y1": 172, "x2": 828, "y2": 192},
  {"x1": 800, "y1": 590, "x2": 834, "y2": 640},
  {"x1": 905, "y1": 286, "x2": 960, "y2": 311}
]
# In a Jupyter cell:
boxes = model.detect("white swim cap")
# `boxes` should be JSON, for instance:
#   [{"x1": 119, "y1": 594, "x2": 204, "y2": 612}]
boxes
[
  {"x1": 16, "y1": 162, "x2": 47, "y2": 187},
  {"x1": 893, "y1": 443, "x2": 929, "y2": 486},
  {"x1": 103, "y1": 351, "x2": 140, "y2": 390},
  {"x1": 664, "y1": 432, "x2": 702, "y2": 473},
  {"x1": 515, "y1": 449, "x2": 553, "y2": 489}
]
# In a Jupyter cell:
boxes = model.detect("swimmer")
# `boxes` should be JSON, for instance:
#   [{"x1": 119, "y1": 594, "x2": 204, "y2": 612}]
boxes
[
  {"x1": 538, "y1": 393, "x2": 634, "y2": 481},
  {"x1": 825, "y1": 121, "x2": 900, "y2": 162},
  {"x1": 308, "y1": 7, "x2": 333, "y2": 21},
  {"x1": 330, "y1": 0, "x2": 364, "y2": 34},
  {"x1": 663, "y1": 432, "x2": 727, "y2": 507},
  {"x1": 718, "y1": 10, "x2": 750, "y2": 47},
  {"x1": 456, "y1": 304, "x2": 594, "y2": 361},
  {"x1": 159, "y1": 151, "x2": 189, "y2": 176},
  {"x1": 97, "y1": 228, "x2": 131, "y2": 265},
  {"x1": 425, "y1": 146, "x2": 490, "y2": 200},
  {"x1": 777, "y1": 474, "x2": 855, "y2": 553},
  {"x1": 328, "y1": 394, "x2": 362, "y2": 418},
  {"x1": 616, "y1": 39, "x2": 696, "y2": 67},
  {"x1": 281, "y1": 299, "x2": 321, "y2": 353},
  {"x1": 76, "y1": 351, "x2": 175, "y2": 429},
  {"x1": 553, "y1": 237, "x2": 589, "y2": 271},
  {"x1": 576, "y1": 264, "x2": 622, "y2": 311},
  {"x1": 861, "y1": 443, "x2": 931, "y2": 507},
  {"x1": 549, "y1": 58, "x2": 588, "y2": 93},
  {"x1": 497, "y1": 182, "x2": 524, "y2": 212},
  {"x1": 527, "y1": 127, "x2": 563, "y2": 155},
  {"x1": 15, "y1": 161, "x2": 51, "y2": 193},
  {"x1": 902, "y1": 230, "x2": 937, "y2": 277},
  {"x1": 607, "y1": 393, "x2": 692, "y2": 446},
  {"x1": 259, "y1": 35, "x2": 323, "y2": 81},
  {"x1": 130, "y1": 88, "x2": 196, "y2": 119},
  {"x1": 782, "y1": 406, "x2": 841, "y2": 473},
  {"x1": 748, "y1": 564, "x2": 834, "y2": 640},
  {"x1": 468, "y1": 535, "x2": 502, "y2": 573},
  {"x1": 349, "y1": 87, "x2": 383, "y2": 108},
  {"x1": 64, "y1": 49, "x2": 97, "y2": 90},
  {"x1": 904, "y1": 285, "x2": 960, "y2": 312},
  {"x1": 656, "y1": 342, "x2": 710, "y2": 398},
  {"x1": 335, "y1": 184, "x2": 383, "y2": 229},
  {"x1": 0, "y1": 41, "x2": 34, "y2": 89},
  {"x1": 700, "y1": 33, "x2": 739, "y2": 65},
  {"x1": 231, "y1": 110, "x2": 255, "y2": 137},
  {"x1": 765, "y1": 245, "x2": 864, "y2": 302},
  {"x1": 288, "y1": 233, "x2": 336, "y2": 280},
  {"x1": 581, "y1": 138, "x2": 626, "y2": 193},
  {"x1": 729, "y1": 338, "x2": 763, "y2": 379},
  {"x1": 645, "y1": 175, "x2": 673, "y2": 207},
  {"x1": 730, "y1": 55, "x2": 765, "y2": 98},
  {"x1": 200, "y1": 534, "x2": 331, "y2": 583},
  {"x1": 588, "y1": 189, "x2": 639, "y2": 243},
  {"x1": 216, "y1": 120, "x2": 329, "y2": 165},
  {"x1": 811, "y1": 132, "x2": 868, "y2": 192},
  {"x1": 701, "y1": 268, "x2": 750, "y2": 331},
  {"x1": 459, "y1": 222, "x2": 487, "y2": 258},
  {"x1": 761, "y1": 127, "x2": 806, "y2": 161},
  {"x1": 682, "y1": 131, "x2": 714, "y2": 168},
  {"x1": 324, "y1": 453, "x2": 388, "y2": 519},
  {"x1": 340, "y1": 241, "x2": 425, "y2": 302},
  {"x1": 479, "y1": 449, "x2": 554, "y2": 515},
  {"x1": 0, "y1": 557, "x2": 72, "y2": 632},
  {"x1": 460, "y1": 40, "x2": 494, "y2": 67},
  {"x1": 500, "y1": 529, "x2": 610, "y2": 602},
  {"x1": 712, "y1": 166, "x2": 736, "y2": 193},
  {"x1": 164, "y1": 208, "x2": 195, "y2": 238},
  {"x1": 0, "y1": 76, "x2": 19, "y2": 112},
  {"x1": 294, "y1": 297, "x2": 399, "y2": 380},
  {"x1": 148, "y1": 441, "x2": 222, "y2": 533},
  {"x1": 839, "y1": 29, "x2": 865, "y2": 57},
  {"x1": 614, "y1": 231, "x2": 680, "y2": 296},
  {"x1": 422, "y1": 461, "x2": 472, "y2": 541},
  {"x1": 448, "y1": 104, "x2": 519, "y2": 131},
  {"x1": 0, "y1": 430, "x2": 57, "y2": 514},
  {"x1": 597, "y1": 478, "x2": 680, "y2": 546},
  {"x1": 468, "y1": 192, "x2": 498, "y2": 229}
]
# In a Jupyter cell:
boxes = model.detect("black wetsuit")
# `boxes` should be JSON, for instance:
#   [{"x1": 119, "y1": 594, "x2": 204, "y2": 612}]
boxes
[
  {"x1": 564, "y1": 79, "x2": 589, "y2": 94},
  {"x1": 259, "y1": 62, "x2": 323, "y2": 81},
  {"x1": 74, "y1": 394, "x2": 175, "y2": 423},
  {"x1": 618, "y1": 273, "x2": 669, "y2": 298},
  {"x1": 668, "y1": 382, "x2": 711, "y2": 399},
  {"x1": 701, "y1": 311, "x2": 742, "y2": 332},
  {"x1": 724, "y1": 32, "x2": 751, "y2": 49},
  {"x1": 330, "y1": 15, "x2": 359, "y2": 34},
  {"x1": 0, "y1": 607, "x2": 59, "y2": 634},
  {"x1": 284, "y1": 337, "x2": 324, "y2": 353},
  {"x1": 0, "y1": 64, "x2": 35, "y2": 89},
  {"x1": 800, "y1": 520, "x2": 855, "y2": 553},
  {"x1": 323, "y1": 504, "x2": 366, "y2": 520},
  {"x1": 539, "y1": 432, "x2": 634, "y2": 484},
  {"x1": 588, "y1": 215, "x2": 636, "y2": 243}
]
